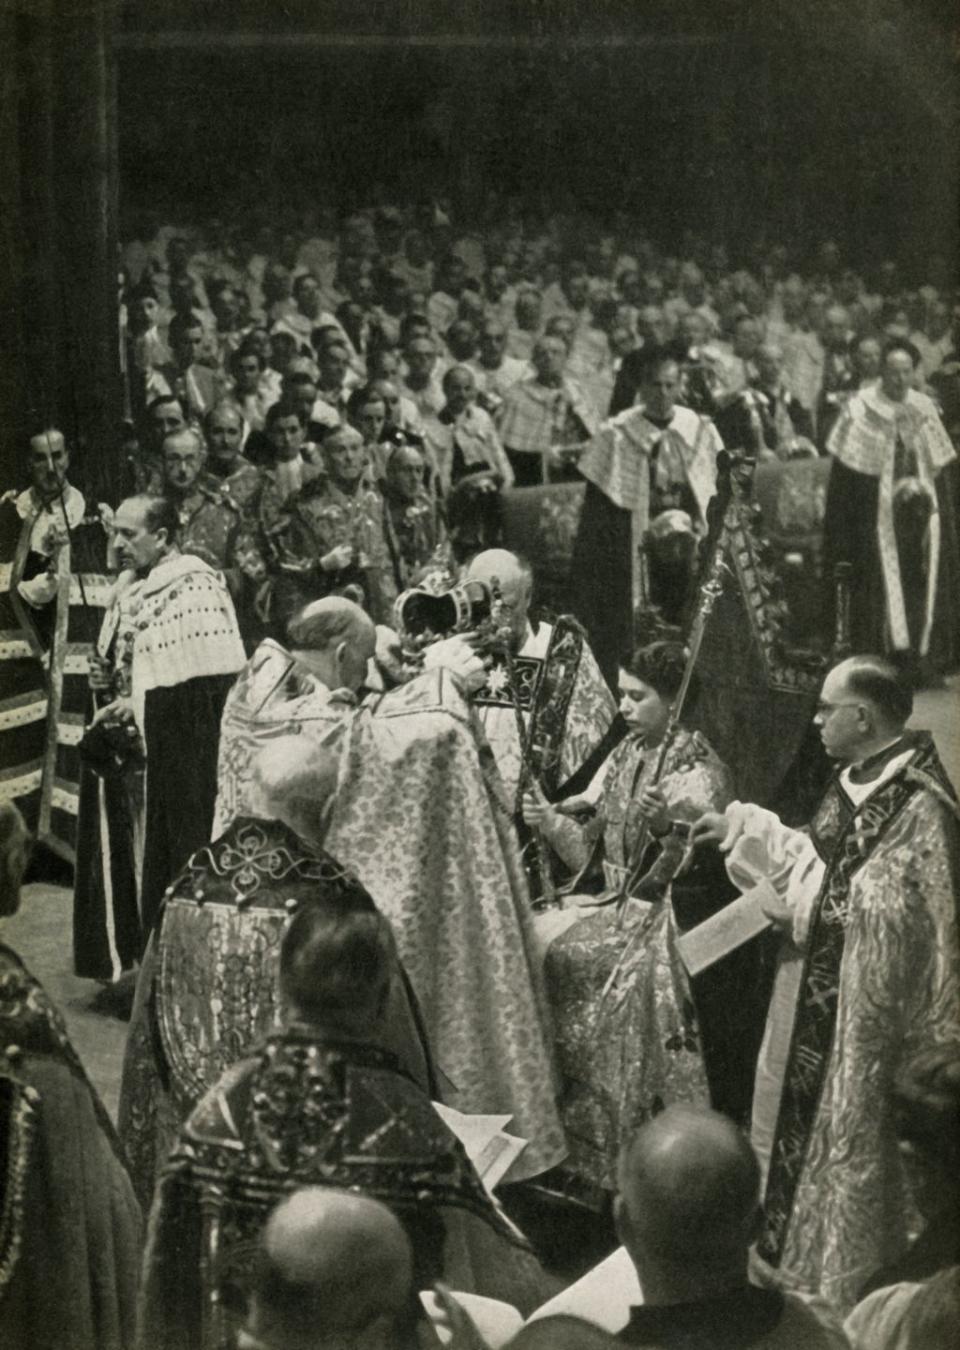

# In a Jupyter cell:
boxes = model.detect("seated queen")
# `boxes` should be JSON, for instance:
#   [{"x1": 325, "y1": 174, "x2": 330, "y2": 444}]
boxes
[{"x1": 523, "y1": 640, "x2": 743, "y2": 1199}]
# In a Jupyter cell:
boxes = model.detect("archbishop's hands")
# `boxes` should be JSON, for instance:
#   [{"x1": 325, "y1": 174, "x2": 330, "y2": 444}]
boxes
[{"x1": 421, "y1": 633, "x2": 487, "y2": 694}]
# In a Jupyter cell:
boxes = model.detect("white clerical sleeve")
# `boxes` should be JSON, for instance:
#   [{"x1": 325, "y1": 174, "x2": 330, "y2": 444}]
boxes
[
  {"x1": 730, "y1": 801, "x2": 827, "y2": 1183},
  {"x1": 721, "y1": 801, "x2": 823, "y2": 951}
]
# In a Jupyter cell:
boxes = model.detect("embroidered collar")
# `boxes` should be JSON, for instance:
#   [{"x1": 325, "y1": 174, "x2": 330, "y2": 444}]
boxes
[{"x1": 846, "y1": 733, "x2": 915, "y2": 785}]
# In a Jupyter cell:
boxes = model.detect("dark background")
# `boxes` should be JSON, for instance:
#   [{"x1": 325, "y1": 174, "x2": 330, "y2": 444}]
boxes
[
  {"x1": 1, "y1": 0, "x2": 957, "y2": 495},
  {"x1": 116, "y1": 0, "x2": 958, "y2": 263}
]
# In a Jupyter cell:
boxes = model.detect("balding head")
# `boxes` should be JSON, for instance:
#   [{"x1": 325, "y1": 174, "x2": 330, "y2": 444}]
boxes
[
  {"x1": 815, "y1": 654, "x2": 913, "y2": 763},
  {"x1": 466, "y1": 549, "x2": 532, "y2": 642},
  {"x1": 287, "y1": 597, "x2": 377, "y2": 694},
  {"x1": 247, "y1": 1188, "x2": 414, "y2": 1350},
  {"x1": 509, "y1": 1317, "x2": 621, "y2": 1350},
  {"x1": 615, "y1": 1106, "x2": 760, "y2": 1290}
]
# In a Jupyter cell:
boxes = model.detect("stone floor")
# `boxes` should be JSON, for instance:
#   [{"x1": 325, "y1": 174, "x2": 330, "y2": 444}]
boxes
[{"x1": 4, "y1": 678, "x2": 957, "y2": 1125}]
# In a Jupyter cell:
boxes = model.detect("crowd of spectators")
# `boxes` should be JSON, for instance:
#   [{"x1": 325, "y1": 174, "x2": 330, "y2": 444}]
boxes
[
  {"x1": 3, "y1": 195, "x2": 959, "y2": 1350},
  {"x1": 116, "y1": 198, "x2": 960, "y2": 654}
]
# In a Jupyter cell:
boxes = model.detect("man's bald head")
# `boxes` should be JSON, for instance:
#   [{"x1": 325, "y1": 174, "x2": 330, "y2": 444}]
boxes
[
  {"x1": 466, "y1": 549, "x2": 533, "y2": 642},
  {"x1": 287, "y1": 597, "x2": 376, "y2": 694},
  {"x1": 828, "y1": 655, "x2": 913, "y2": 728},
  {"x1": 247, "y1": 1188, "x2": 414, "y2": 1349},
  {"x1": 815, "y1": 655, "x2": 913, "y2": 764},
  {"x1": 510, "y1": 1317, "x2": 621, "y2": 1350},
  {"x1": 616, "y1": 1106, "x2": 760, "y2": 1276}
]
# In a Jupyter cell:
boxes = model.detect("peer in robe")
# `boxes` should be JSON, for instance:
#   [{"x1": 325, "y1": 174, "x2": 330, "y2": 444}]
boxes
[
  {"x1": 381, "y1": 442, "x2": 446, "y2": 593},
  {"x1": 570, "y1": 345, "x2": 722, "y2": 688},
  {"x1": 91, "y1": 495, "x2": 246, "y2": 941},
  {"x1": 499, "y1": 334, "x2": 599, "y2": 486},
  {"x1": 0, "y1": 429, "x2": 111, "y2": 864},
  {"x1": 822, "y1": 337, "x2": 960, "y2": 683}
]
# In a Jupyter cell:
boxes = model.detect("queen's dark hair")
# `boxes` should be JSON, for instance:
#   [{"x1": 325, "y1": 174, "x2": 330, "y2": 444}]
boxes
[{"x1": 622, "y1": 639, "x2": 693, "y2": 703}]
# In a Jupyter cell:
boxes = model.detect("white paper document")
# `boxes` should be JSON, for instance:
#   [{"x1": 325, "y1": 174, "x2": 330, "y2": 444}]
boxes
[
  {"x1": 676, "y1": 885, "x2": 774, "y2": 977},
  {"x1": 431, "y1": 1101, "x2": 528, "y2": 1194}
]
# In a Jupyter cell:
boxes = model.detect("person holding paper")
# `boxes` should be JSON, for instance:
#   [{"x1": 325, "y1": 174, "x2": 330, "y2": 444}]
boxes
[
  {"x1": 692, "y1": 655, "x2": 960, "y2": 1313},
  {"x1": 138, "y1": 901, "x2": 550, "y2": 1350},
  {"x1": 522, "y1": 639, "x2": 735, "y2": 1199}
]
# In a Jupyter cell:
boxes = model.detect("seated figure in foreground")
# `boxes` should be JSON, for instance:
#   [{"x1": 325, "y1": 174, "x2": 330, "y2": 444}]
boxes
[
  {"x1": 240, "y1": 1188, "x2": 423, "y2": 1350},
  {"x1": 522, "y1": 641, "x2": 737, "y2": 1197},
  {"x1": 138, "y1": 902, "x2": 549, "y2": 1350},
  {"x1": 613, "y1": 1105, "x2": 846, "y2": 1348},
  {"x1": 0, "y1": 802, "x2": 142, "y2": 1350}
]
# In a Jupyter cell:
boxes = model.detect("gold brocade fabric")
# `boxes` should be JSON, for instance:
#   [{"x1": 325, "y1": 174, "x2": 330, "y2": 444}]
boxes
[
  {"x1": 214, "y1": 643, "x2": 565, "y2": 1181},
  {"x1": 542, "y1": 728, "x2": 732, "y2": 1191},
  {"x1": 770, "y1": 765, "x2": 960, "y2": 1312}
]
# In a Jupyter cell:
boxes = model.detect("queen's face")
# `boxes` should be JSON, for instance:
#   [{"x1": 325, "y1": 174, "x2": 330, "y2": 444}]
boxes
[{"x1": 617, "y1": 670, "x2": 670, "y2": 740}]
